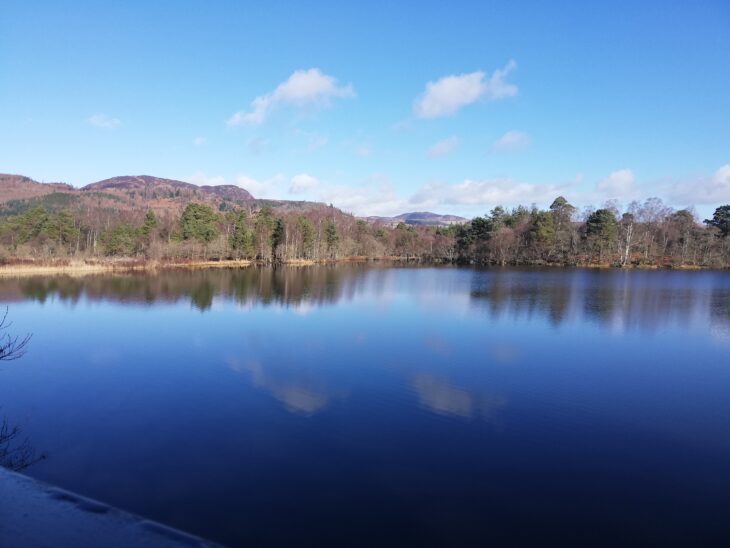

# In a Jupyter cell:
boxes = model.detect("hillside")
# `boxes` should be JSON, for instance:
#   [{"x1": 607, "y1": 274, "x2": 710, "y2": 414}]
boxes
[
  {"x1": 82, "y1": 175, "x2": 254, "y2": 203},
  {"x1": 0, "y1": 173, "x2": 337, "y2": 222},
  {"x1": 1, "y1": 175, "x2": 468, "y2": 227},
  {"x1": 367, "y1": 211, "x2": 466, "y2": 227},
  {"x1": 0, "y1": 174, "x2": 73, "y2": 201}
]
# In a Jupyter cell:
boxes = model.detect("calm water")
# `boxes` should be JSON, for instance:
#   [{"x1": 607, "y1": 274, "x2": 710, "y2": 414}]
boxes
[{"x1": 1, "y1": 265, "x2": 729, "y2": 546}]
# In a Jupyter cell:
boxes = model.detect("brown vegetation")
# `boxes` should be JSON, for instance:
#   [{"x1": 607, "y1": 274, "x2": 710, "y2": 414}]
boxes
[{"x1": 2, "y1": 174, "x2": 729, "y2": 270}]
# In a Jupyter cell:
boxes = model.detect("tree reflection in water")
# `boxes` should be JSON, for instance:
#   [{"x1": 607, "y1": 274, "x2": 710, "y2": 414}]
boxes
[
  {"x1": 0, "y1": 307, "x2": 43, "y2": 471},
  {"x1": 2, "y1": 266, "x2": 726, "y2": 335},
  {"x1": 469, "y1": 268, "x2": 728, "y2": 333}
]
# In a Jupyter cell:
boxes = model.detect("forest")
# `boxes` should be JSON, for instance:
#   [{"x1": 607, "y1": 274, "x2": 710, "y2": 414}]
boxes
[{"x1": 0, "y1": 196, "x2": 728, "y2": 268}]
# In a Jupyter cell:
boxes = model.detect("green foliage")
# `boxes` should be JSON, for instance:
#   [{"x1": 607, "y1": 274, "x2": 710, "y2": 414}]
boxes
[
  {"x1": 2, "y1": 207, "x2": 49, "y2": 244},
  {"x1": 255, "y1": 207, "x2": 274, "y2": 232},
  {"x1": 514, "y1": 206, "x2": 532, "y2": 226},
  {"x1": 455, "y1": 224, "x2": 474, "y2": 255},
  {"x1": 229, "y1": 211, "x2": 254, "y2": 257},
  {"x1": 100, "y1": 224, "x2": 140, "y2": 256},
  {"x1": 141, "y1": 210, "x2": 158, "y2": 237},
  {"x1": 705, "y1": 205, "x2": 730, "y2": 237},
  {"x1": 325, "y1": 219, "x2": 339, "y2": 254},
  {"x1": 254, "y1": 207, "x2": 275, "y2": 258},
  {"x1": 530, "y1": 210, "x2": 555, "y2": 243},
  {"x1": 489, "y1": 206, "x2": 507, "y2": 228},
  {"x1": 470, "y1": 217, "x2": 493, "y2": 240},
  {"x1": 0, "y1": 193, "x2": 79, "y2": 218},
  {"x1": 0, "y1": 189, "x2": 728, "y2": 267},
  {"x1": 550, "y1": 196, "x2": 575, "y2": 224},
  {"x1": 43, "y1": 210, "x2": 78, "y2": 247},
  {"x1": 271, "y1": 218, "x2": 286, "y2": 254},
  {"x1": 0, "y1": 207, "x2": 79, "y2": 252},
  {"x1": 181, "y1": 203, "x2": 219, "y2": 243},
  {"x1": 586, "y1": 209, "x2": 618, "y2": 259},
  {"x1": 550, "y1": 196, "x2": 572, "y2": 212},
  {"x1": 298, "y1": 216, "x2": 315, "y2": 256}
]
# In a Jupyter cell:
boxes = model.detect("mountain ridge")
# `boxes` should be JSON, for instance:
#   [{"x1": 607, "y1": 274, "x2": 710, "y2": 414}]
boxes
[
  {"x1": 81, "y1": 175, "x2": 254, "y2": 202},
  {"x1": 366, "y1": 211, "x2": 466, "y2": 227},
  {"x1": 1, "y1": 174, "x2": 468, "y2": 224}
]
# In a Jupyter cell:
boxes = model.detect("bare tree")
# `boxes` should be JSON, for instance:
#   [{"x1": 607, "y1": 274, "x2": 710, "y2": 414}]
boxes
[
  {"x1": 0, "y1": 307, "x2": 31, "y2": 362},
  {"x1": 0, "y1": 308, "x2": 41, "y2": 470},
  {"x1": 0, "y1": 418, "x2": 42, "y2": 471}
]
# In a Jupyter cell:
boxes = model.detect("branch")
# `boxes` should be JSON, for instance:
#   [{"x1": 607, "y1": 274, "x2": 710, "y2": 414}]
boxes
[{"x1": 0, "y1": 307, "x2": 32, "y2": 361}]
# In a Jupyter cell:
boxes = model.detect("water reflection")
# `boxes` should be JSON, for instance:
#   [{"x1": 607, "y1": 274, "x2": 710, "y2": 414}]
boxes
[
  {"x1": 226, "y1": 357, "x2": 342, "y2": 416},
  {"x1": 1, "y1": 266, "x2": 370, "y2": 311},
  {"x1": 1, "y1": 267, "x2": 727, "y2": 336},
  {"x1": 469, "y1": 268, "x2": 729, "y2": 333},
  {"x1": 411, "y1": 373, "x2": 506, "y2": 421},
  {"x1": 710, "y1": 286, "x2": 730, "y2": 341},
  {"x1": 2, "y1": 266, "x2": 730, "y2": 546},
  {"x1": 1, "y1": 309, "x2": 42, "y2": 471}
]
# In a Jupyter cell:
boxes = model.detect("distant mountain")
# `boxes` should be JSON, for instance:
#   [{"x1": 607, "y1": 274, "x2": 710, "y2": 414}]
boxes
[
  {"x1": 0, "y1": 173, "x2": 73, "y2": 201},
  {"x1": 198, "y1": 184, "x2": 254, "y2": 202},
  {"x1": 0, "y1": 173, "x2": 336, "y2": 221},
  {"x1": 82, "y1": 175, "x2": 254, "y2": 202},
  {"x1": 366, "y1": 211, "x2": 467, "y2": 227},
  {"x1": 2, "y1": 175, "x2": 466, "y2": 229}
]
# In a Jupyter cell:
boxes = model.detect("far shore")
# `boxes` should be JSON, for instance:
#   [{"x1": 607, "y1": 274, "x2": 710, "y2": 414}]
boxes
[
  {"x1": 0, "y1": 256, "x2": 403, "y2": 278},
  {"x1": 0, "y1": 257, "x2": 715, "y2": 278},
  {"x1": 0, "y1": 259, "x2": 252, "y2": 278}
]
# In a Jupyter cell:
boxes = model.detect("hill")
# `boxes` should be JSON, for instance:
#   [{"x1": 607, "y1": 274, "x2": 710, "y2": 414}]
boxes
[
  {"x1": 366, "y1": 211, "x2": 466, "y2": 227},
  {"x1": 82, "y1": 175, "x2": 254, "y2": 203},
  {"x1": 0, "y1": 173, "x2": 338, "y2": 222}
]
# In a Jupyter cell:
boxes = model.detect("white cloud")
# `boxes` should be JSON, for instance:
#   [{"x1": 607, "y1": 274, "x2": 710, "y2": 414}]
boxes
[
  {"x1": 289, "y1": 173, "x2": 318, "y2": 194},
  {"x1": 186, "y1": 172, "x2": 285, "y2": 199},
  {"x1": 410, "y1": 178, "x2": 571, "y2": 210},
  {"x1": 491, "y1": 130, "x2": 531, "y2": 153},
  {"x1": 187, "y1": 172, "x2": 226, "y2": 186},
  {"x1": 87, "y1": 114, "x2": 121, "y2": 129},
  {"x1": 227, "y1": 68, "x2": 355, "y2": 126},
  {"x1": 317, "y1": 174, "x2": 408, "y2": 216},
  {"x1": 427, "y1": 136, "x2": 460, "y2": 158},
  {"x1": 597, "y1": 169, "x2": 635, "y2": 197},
  {"x1": 187, "y1": 166, "x2": 729, "y2": 220},
  {"x1": 193, "y1": 136, "x2": 206, "y2": 147},
  {"x1": 667, "y1": 164, "x2": 730, "y2": 205},
  {"x1": 413, "y1": 60, "x2": 517, "y2": 119},
  {"x1": 235, "y1": 174, "x2": 286, "y2": 198}
]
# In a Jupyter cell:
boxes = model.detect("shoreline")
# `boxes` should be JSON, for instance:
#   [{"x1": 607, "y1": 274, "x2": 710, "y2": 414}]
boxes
[
  {"x1": 0, "y1": 257, "x2": 714, "y2": 277},
  {"x1": 0, "y1": 259, "x2": 252, "y2": 277},
  {"x1": 0, "y1": 257, "x2": 400, "y2": 277}
]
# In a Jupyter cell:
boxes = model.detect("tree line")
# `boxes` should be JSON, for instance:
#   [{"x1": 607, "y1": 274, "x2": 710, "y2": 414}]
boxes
[{"x1": 1, "y1": 198, "x2": 729, "y2": 267}]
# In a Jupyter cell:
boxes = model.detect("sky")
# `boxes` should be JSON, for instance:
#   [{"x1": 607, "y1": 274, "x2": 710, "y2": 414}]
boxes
[{"x1": 1, "y1": 0, "x2": 729, "y2": 218}]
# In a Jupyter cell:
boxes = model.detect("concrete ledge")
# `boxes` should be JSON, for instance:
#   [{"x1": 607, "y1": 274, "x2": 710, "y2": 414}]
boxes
[{"x1": 0, "y1": 468, "x2": 221, "y2": 547}]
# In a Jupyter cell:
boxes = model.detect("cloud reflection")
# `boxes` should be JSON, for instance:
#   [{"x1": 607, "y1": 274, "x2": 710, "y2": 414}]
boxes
[
  {"x1": 227, "y1": 357, "x2": 337, "y2": 417},
  {"x1": 411, "y1": 373, "x2": 506, "y2": 421}
]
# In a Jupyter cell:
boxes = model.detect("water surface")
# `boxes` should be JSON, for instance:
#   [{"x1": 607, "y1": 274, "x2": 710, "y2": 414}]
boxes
[{"x1": 1, "y1": 266, "x2": 729, "y2": 546}]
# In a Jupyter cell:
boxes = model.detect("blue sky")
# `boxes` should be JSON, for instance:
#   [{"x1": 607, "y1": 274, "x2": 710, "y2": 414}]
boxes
[{"x1": 1, "y1": 1, "x2": 728, "y2": 217}]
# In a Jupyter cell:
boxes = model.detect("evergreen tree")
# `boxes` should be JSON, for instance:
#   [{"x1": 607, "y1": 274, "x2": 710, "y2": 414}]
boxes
[
  {"x1": 325, "y1": 219, "x2": 339, "y2": 258},
  {"x1": 141, "y1": 210, "x2": 158, "y2": 237},
  {"x1": 181, "y1": 204, "x2": 219, "y2": 242},
  {"x1": 229, "y1": 211, "x2": 254, "y2": 258},
  {"x1": 705, "y1": 205, "x2": 730, "y2": 237}
]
